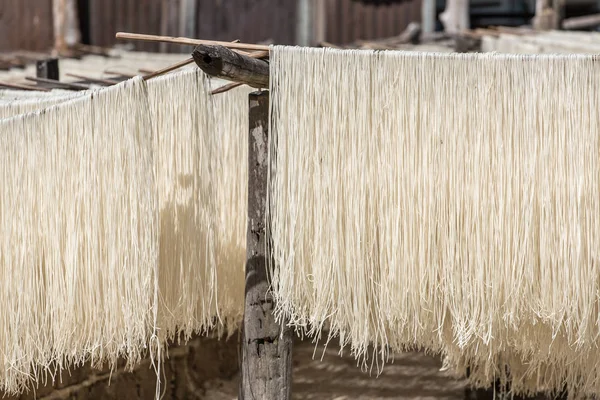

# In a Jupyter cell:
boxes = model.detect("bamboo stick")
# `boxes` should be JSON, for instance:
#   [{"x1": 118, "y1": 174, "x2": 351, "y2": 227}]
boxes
[
  {"x1": 72, "y1": 43, "x2": 113, "y2": 56},
  {"x1": 103, "y1": 69, "x2": 137, "y2": 78},
  {"x1": 25, "y1": 77, "x2": 89, "y2": 90},
  {"x1": 115, "y1": 32, "x2": 270, "y2": 51},
  {"x1": 142, "y1": 57, "x2": 194, "y2": 81},
  {"x1": 66, "y1": 73, "x2": 119, "y2": 85},
  {"x1": 0, "y1": 80, "x2": 51, "y2": 92},
  {"x1": 211, "y1": 82, "x2": 243, "y2": 95}
]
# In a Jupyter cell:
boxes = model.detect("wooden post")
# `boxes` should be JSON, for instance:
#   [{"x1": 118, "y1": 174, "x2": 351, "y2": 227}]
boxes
[
  {"x1": 296, "y1": 0, "x2": 310, "y2": 46},
  {"x1": 52, "y1": 0, "x2": 81, "y2": 53},
  {"x1": 422, "y1": 0, "x2": 437, "y2": 34},
  {"x1": 313, "y1": 0, "x2": 327, "y2": 45},
  {"x1": 36, "y1": 58, "x2": 59, "y2": 81},
  {"x1": 179, "y1": 0, "x2": 197, "y2": 39},
  {"x1": 241, "y1": 90, "x2": 293, "y2": 400},
  {"x1": 439, "y1": 0, "x2": 470, "y2": 34},
  {"x1": 533, "y1": 0, "x2": 562, "y2": 30}
]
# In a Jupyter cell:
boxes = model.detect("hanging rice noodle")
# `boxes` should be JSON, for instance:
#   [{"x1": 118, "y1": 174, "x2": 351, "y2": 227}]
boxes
[
  {"x1": 0, "y1": 77, "x2": 158, "y2": 394},
  {"x1": 147, "y1": 70, "x2": 249, "y2": 342},
  {"x1": 268, "y1": 46, "x2": 600, "y2": 397},
  {"x1": 0, "y1": 70, "x2": 253, "y2": 396}
]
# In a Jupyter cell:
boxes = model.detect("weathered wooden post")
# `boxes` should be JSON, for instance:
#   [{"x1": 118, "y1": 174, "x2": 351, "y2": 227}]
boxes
[
  {"x1": 439, "y1": 0, "x2": 470, "y2": 33},
  {"x1": 192, "y1": 44, "x2": 293, "y2": 400},
  {"x1": 241, "y1": 90, "x2": 293, "y2": 399}
]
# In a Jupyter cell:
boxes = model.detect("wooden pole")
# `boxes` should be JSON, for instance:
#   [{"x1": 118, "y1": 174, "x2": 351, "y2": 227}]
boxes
[
  {"x1": 533, "y1": 0, "x2": 559, "y2": 29},
  {"x1": 313, "y1": 0, "x2": 327, "y2": 45},
  {"x1": 116, "y1": 32, "x2": 270, "y2": 51},
  {"x1": 53, "y1": 0, "x2": 81, "y2": 53},
  {"x1": 25, "y1": 76, "x2": 89, "y2": 90},
  {"x1": 0, "y1": 81, "x2": 51, "y2": 92},
  {"x1": 296, "y1": 0, "x2": 312, "y2": 46},
  {"x1": 142, "y1": 57, "x2": 195, "y2": 81},
  {"x1": 65, "y1": 73, "x2": 118, "y2": 85},
  {"x1": 241, "y1": 90, "x2": 293, "y2": 400},
  {"x1": 439, "y1": 0, "x2": 470, "y2": 34},
  {"x1": 562, "y1": 12, "x2": 600, "y2": 29},
  {"x1": 192, "y1": 45, "x2": 269, "y2": 88},
  {"x1": 179, "y1": 0, "x2": 197, "y2": 39},
  {"x1": 422, "y1": 0, "x2": 437, "y2": 33},
  {"x1": 36, "y1": 58, "x2": 59, "y2": 81}
]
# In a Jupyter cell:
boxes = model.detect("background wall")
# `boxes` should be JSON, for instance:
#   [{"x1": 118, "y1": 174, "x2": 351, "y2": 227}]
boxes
[
  {"x1": 0, "y1": 0, "x2": 54, "y2": 52},
  {"x1": 0, "y1": 0, "x2": 422, "y2": 53}
]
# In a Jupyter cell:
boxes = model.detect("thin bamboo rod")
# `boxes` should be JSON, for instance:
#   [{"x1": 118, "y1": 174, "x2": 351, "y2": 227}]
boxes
[
  {"x1": 115, "y1": 32, "x2": 270, "y2": 51},
  {"x1": 25, "y1": 76, "x2": 90, "y2": 90},
  {"x1": 0, "y1": 80, "x2": 51, "y2": 92},
  {"x1": 142, "y1": 57, "x2": 194, "y2": 81},
  {"x1": 211, "y1": 82, "x2": 243, "y2": 95},
  {"x1": 103, "y1": 69, "x2": 137, "y2": 78},
  {"x1": 66, "y1": 73, "x2": 119, "y2": 85}
]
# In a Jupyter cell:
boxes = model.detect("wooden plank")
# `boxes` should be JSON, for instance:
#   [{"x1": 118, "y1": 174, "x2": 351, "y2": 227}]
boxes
[
  {"x1": 167, "y1": 0, "x2": 181, "y2": 52},
  {"x1": 313, "y1": 0, "x2": 326, "y2": 44},
  {"x1": 375, "y1": 4, "x2": 386, "y2": 39},
  {"x1": 159, "y1": 0, "x2": 169, "y2": 52},
  {"x1": 353, "y1": 0, "x2": 364, "y2": 43},
  {"x1": 240, "y1": 89, "x2": 293, "y2": 400},
  {"x1": 363, "y1": 4, "x2": 374, "y2": 41},
  {"x1": 0, "y1": 0, "x2": 53, "y2": 52},
  {"x1": 385, "y1": 3, "x2": 395, "y2": 38},
  {"x1": 285, "y1": 0, "x2": 297, "y2": 44}
]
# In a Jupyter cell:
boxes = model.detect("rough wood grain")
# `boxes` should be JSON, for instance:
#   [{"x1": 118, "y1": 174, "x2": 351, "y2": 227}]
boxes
[
  {"x1": 240, "y1": 91, "x2": 293, "y2": 400},
  {"x1": 192, "y1": 45, "x2": 269, "y2": 89}
]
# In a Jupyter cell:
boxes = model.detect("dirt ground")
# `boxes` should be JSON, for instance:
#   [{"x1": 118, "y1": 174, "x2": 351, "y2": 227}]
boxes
[
  {"x1": 5, "y1": 334, "x2": 487, "y2": 399},
  {"x1": 202, "y1": 338, "x2": 468, "y2": 400}
]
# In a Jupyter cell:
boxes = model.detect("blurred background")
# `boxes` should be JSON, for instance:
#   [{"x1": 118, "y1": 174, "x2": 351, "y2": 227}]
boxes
[{"x1": 2, "y1": 0, "x2": 599, "y2": 56}]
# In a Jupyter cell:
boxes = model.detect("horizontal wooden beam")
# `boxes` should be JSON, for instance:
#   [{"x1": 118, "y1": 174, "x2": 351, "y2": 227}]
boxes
[
  {"x1": 116, "y1": 32, "x2": 269, "y2": 52},
  {"x1": 25, "y1": 76, "x2": 89, "y2": 90},
  {"x1": 562, "y1": 13, "x2": 600, "y2": 29},
  {"x1": 192, "y1": 45, "x2": 269, "y2": 89},
  {"x1": 66, "y1": 73, "x2": 118, "y2": 85},
  {"x1": 0, "y1": 80, "x2": 51, "y2": 91}
]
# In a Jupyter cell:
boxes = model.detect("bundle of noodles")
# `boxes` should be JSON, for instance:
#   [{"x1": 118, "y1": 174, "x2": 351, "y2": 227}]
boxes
[
  {"x1": 0, "y1": 77, "x2": 158, "y2": 394},
  {"x1": 139, "y1": 70, "x2": 250, "y2": 342},
  {"x1": 146, "y1": 69, "x2": 247, "y2": 342},
  {"x1": 146, "y1": 69, "x2": 219, "y2": 342},
  {"x1": 209, "y1": 82, "x2": 253, "y2": 332},
  {"x1": 0, "y1": 90, "x2": 96, "y2": 119},
  {"x1": 268, "y1": 46, "x2": 600, "y2": 397},
  {"x1": 0, "y1": 70, "x2": 254, "y2": 395}
]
